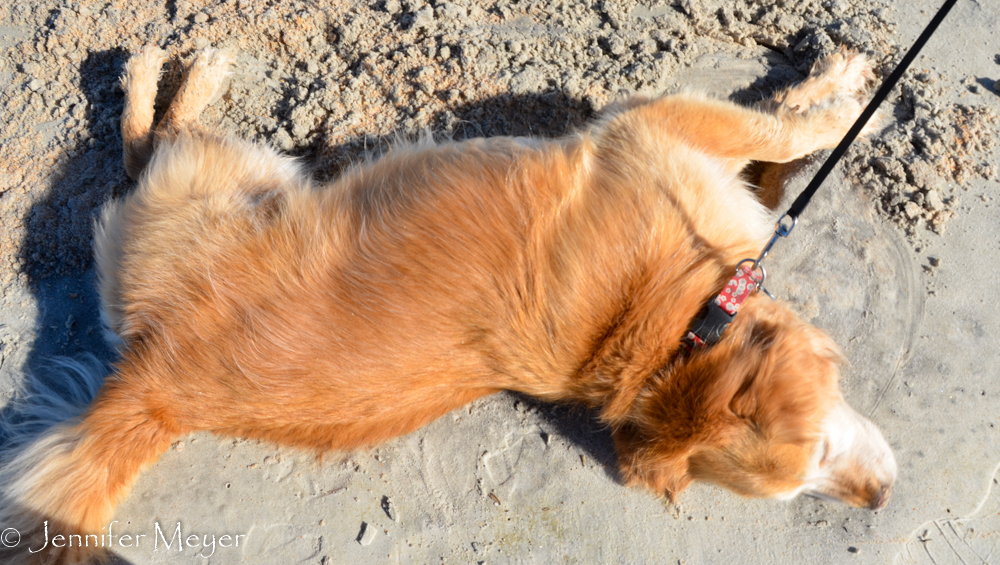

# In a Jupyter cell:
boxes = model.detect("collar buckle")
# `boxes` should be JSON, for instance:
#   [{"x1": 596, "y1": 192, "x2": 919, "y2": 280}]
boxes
[{"x1": 681, "y1": 260, "x2": 764, "y2": 349}]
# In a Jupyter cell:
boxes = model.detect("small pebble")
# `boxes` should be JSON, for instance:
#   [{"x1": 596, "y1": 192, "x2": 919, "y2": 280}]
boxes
[
  {"x1": 925, "y1": 189, "x2": 944, "y2": 211},
  {"x1": 357, "y1": 522, "x2": 377, "y2": 546},
  {"x1": 608, "y1": 35, "x2": 627, "y2": 56},
  {"x1": 381, "y1": 495, "x2": 397, "y2": 521}
]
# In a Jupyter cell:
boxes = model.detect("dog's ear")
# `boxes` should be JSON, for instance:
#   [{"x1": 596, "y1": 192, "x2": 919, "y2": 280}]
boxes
[
  {"x1": 612, "y1": 422, "x2": 694, "y2": 500},
  {"x1": 722, "y1": 316, "x2": 842, "y2": 438}
]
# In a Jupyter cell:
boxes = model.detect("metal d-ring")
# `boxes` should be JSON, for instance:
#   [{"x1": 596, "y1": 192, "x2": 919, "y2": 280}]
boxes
[{"x1": 736, "y1": 258, "x2": 767, "y2": 292}]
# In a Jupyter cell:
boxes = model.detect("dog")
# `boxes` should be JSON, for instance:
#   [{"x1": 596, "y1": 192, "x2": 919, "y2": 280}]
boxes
[{"x1": 0, "y1": 45, "x2": 896, "y2": 563}]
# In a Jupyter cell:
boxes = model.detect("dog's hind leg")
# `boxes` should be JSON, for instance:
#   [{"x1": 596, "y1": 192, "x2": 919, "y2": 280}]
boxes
[
  {"x1": 121, "y1": 46, "x2": 234, "y2": 180},
  {"x1": 156, "y1": 48, "x2": 234, "y2": 134},
  {"x1": 121, "y1": 46, "x2": 168, "y2": 180}
]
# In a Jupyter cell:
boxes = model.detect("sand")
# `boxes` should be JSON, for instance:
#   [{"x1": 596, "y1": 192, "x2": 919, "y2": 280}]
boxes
[{"x1": 1, "y1": 0, "x2": 998, "y2": 563}]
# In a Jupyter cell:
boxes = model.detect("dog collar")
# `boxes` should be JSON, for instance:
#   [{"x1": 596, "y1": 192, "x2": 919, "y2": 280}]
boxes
[{"x1": 682, "y1": 261, "x2": 763, "y2": 349}]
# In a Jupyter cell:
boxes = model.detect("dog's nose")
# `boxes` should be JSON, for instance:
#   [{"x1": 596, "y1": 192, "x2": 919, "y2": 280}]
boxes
[{"x1": 867, "y1": 484, "x2": 891, "y2": 510}]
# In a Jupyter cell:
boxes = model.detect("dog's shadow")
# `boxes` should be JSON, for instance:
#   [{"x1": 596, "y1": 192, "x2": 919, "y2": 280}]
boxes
[
  {"x1": 5, "y1": 47, "x2": 132, "y2": 565},
  {"x1": 508, "y1": 392, "x2": 622, "y2": 482},
  {"x1": 5, "y1": 48, "x2": 132, "y2": 420}
]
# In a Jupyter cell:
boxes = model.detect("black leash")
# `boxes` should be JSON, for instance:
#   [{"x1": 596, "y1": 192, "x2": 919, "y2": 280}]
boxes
[{"x1": 753, "y1": 0, "x2": 959, "y2": 278}]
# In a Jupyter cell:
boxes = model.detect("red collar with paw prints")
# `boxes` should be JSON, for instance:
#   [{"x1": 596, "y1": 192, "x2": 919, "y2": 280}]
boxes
[{"x1": 682, "y1": 262, "x2": 763, "y2": 349}]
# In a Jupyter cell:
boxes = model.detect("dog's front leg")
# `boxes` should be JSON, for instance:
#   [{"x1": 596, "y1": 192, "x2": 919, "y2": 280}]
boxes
[{"x1": 607, "y1": 50, "x2": 878, "y2": 173}]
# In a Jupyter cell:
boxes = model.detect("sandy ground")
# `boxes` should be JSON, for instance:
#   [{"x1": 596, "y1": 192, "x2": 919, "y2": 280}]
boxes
[{"x1": 1, "y1": 0, "x2": 999, "y2": 563}]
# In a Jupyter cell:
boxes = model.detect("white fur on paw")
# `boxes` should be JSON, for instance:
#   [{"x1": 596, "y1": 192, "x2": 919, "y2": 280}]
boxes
[
  {"x1": 136, "y1": 45, "x2": 168, "y2": 72},
  {"x1": 836, "y1": 52, "x2": 874, "y2": 96},
  {"x1": 811, "y1": 48, "x2": 874, "y2": 98},
  {"x1": 192, "y1": 47, "x2": 235, "y2": 75},
  {"x1": 120, "y1": 45, "x2": 168, "y2": 93}
]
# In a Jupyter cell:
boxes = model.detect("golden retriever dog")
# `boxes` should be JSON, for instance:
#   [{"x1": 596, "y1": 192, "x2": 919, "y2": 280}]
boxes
[{"x1": 0, "y1": 45, "x2": 896, "y2": 563}]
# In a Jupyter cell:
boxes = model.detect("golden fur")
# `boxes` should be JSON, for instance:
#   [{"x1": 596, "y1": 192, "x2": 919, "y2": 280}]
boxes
[{"x1": 0, "y1": 46, "x2": 896, "y2": 564}]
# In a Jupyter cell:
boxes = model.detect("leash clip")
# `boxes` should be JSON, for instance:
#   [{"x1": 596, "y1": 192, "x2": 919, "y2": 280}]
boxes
[
  {"x1": 754, "y1": 214, "x2": 797, "y2": 267},
  {"x1": 749, "y1": 214, "x2": 796, "y2": 299}
]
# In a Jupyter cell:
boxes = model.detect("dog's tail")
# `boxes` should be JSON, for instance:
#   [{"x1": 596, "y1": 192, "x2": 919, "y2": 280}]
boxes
[{"x1": 0, "y1": 357, "x2": 178, "y2": 564}]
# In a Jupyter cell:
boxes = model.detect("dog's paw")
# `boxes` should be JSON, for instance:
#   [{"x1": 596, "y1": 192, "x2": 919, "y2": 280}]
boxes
[
  {"x1": 163, "y1": 46, "x2": 236, "y2": 125},
  {"x1": 808, "y1": 48, "x2": 874, "y2": 100},
  {"x1": 135, "y1": 45, "x2": 169, "y2": 72},
  {"x1": 192, "y1": 47, "x2": 235, "y2": 71},
  {"x1": 773, "y1": 48, "x2": 874, "y2": 116},
  {"x1": 801, "y1": 93, "x2": 881, "y2": 150},
  {"x1": 121, "y1": 45, "x2": 168, "y2": 93},
  {"x1": 857, "y1": 106, "x2": 882, "y2": 137},
  {"x1": 188, "y1": 47, "x2": 235, "y2": 88}
]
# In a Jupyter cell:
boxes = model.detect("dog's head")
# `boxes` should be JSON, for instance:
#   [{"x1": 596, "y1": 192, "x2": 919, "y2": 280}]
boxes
[{"x1": 613, "y1": 299, "x2": 896, "y2": 509}]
